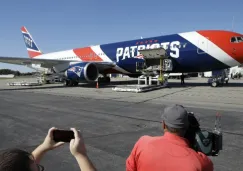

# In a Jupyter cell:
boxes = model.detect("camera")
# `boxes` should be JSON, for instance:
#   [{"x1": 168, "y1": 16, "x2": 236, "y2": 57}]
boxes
[{"x1": 184, "y1": 112, "x2": 223, "y2": 156}]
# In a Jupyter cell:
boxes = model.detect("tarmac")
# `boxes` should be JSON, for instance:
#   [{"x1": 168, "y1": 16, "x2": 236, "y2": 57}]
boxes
[{"x1": 0, "y1": 76, "x2": 243, "y2": 171}]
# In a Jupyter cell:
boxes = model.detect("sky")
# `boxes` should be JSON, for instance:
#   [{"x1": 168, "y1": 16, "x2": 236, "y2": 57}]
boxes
[{"x1": 0, "y1": 0, "x2": 242, "y2": 72}]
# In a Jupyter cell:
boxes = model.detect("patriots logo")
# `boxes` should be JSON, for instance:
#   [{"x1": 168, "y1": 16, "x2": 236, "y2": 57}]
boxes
[
  {"x1": 68, "y1": 66, "x2": 83, "y2": 77},
  {"x1": 134, "y1": 54, "x2": 144, "y2": 59}
]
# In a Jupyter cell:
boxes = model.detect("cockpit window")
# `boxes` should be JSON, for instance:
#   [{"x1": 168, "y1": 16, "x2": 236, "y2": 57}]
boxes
[
  {"x1": 237, "y1": 36, "x2": 243, "y2": 42},
  {"x1": 231, "y1": 37, "x2": 237, "y2": 43},
  {"x1": 231, "y1": 36, "x2": 243, "y2": 43}
]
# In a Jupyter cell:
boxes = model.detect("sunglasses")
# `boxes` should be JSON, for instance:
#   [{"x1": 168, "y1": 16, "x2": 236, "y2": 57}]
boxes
[{"x1": 37, "y1": 164, "x2": 44, "y2": 171}]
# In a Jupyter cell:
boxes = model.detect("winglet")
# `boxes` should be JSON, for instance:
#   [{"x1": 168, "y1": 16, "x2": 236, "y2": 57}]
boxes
[{"x1": 21, "y1": 26, "x2": 42, "y2": 58}]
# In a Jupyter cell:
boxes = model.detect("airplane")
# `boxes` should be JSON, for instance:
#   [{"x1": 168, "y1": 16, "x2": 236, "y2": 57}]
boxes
[{"x1": 0, "y1": 26, "x2": 243, "y2": 86}]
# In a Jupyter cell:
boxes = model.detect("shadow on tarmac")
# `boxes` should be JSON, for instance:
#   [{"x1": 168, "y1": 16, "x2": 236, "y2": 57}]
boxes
[
  {"x1": 166, "y1": 82, "x2": 243, "y2": 88},
  {"x1": 0, "y1": 79, "x2": 243, "y2": 91},
  {"x1": 0, "y1": 80, "x2": 138, "y2": 91}
]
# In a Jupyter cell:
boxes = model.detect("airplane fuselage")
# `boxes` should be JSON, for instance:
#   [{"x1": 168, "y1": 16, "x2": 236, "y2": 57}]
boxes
[
  {"x1": 33, "y1": 30, "x2": 243, "y2": 76},
  {"x1": 1, "y1": 27, "x2": 242, "y2": 85}
]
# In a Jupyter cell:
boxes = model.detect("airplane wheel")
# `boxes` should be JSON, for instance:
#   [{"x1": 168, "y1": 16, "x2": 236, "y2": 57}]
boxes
[
  {"x1": 97, "y1": 77, "x2": 110, "y2": 84},
  {"x1": 64, "y1": 80, "x2": 74, "y2": 86},
  {"x1": 212, "y1": 82, "x2": 217, "y2": 87},
  {"x1": 64, "y1": 80, "x2": 70, "y2": 86},
  {"x1": 68, "y1": 81, "x2": 74, "y2": 86},
  {"x1": 73, "y1": 81, "x2": 79, "y2": 86},
  {"x1": 105, "y1": 77, "x2": 111, "y2": 83}
]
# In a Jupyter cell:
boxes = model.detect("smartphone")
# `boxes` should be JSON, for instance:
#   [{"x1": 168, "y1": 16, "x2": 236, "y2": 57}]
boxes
[{"x1": 53, "y1": 130, "x2": 74, "y2": 142}]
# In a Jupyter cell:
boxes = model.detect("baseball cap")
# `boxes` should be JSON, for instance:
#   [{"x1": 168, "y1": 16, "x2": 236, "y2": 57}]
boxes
[{"x1": 161, "y1": 104, "x2": 189, "y2": 129}]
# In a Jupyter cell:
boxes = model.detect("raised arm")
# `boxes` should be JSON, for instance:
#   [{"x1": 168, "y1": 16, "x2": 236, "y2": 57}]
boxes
[
  {"x1": 32, "y1": 127, "x2": 65, "y2": 163},
  {"x1": 69, "y1": 128, "x2": 97, "y2": 171}
]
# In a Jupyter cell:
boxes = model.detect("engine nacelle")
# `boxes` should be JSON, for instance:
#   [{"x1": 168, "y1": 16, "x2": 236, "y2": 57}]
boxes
[{"x1": 64, "y1": 63, "x2": 99, "y2": 82}]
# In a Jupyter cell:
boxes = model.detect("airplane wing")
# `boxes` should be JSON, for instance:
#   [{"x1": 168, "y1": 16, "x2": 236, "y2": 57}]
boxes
[
  {"x1": 0, "y1": 56, "x2": 116, "y2": 72},
  {"x1": 0, "y1": 56, "x2": 68, "y2": 68}
]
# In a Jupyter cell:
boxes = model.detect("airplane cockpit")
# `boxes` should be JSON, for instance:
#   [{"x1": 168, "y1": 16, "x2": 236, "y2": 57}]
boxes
[{"x1": 231, "y1": 36, "x2": 243, "y2": 43}]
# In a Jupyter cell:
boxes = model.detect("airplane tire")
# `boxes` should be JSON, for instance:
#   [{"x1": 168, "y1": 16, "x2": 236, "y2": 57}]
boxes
[
  {"x1": 64, "y1": 80, "x2": 69, "y2": 86},
  {"x1": 73, "y1": 81, "x2": 79, "y2": 86},
  {"x1": 64, "y1": 80, "x2": 74, "y2": 87},
  {"x1": 212, "y1": 82, "x2": 217, "y2": 87},
  {"x1": 68, "y1": 80, "x2": 73, "y2": 86},
  {"x1": 98, "y1": 77, "x2": 110, "y2": 84},
  {"x1": 105, "y1": 77, "x2": 111, "y2": 83}
]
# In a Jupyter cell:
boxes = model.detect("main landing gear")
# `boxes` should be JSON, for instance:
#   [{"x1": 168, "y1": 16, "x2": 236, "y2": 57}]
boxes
[
  {"x1": 64, "y1": 79, "x2": 79, "y2": 87},
  {"x1": 63, "y1": 75, "x2": 111, "y2": 87},
  {"x1": 97, "y1": 76, "x2": 111, "y2": 84}
]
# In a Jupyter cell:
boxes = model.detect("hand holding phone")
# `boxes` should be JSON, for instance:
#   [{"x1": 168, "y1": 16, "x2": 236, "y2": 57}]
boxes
[
  {"x1": 53, "y1": 130, "x2": 75, "y2": 142},
  {"x1": 69, "y1": 128, "x2": 87, "y2": 157}
]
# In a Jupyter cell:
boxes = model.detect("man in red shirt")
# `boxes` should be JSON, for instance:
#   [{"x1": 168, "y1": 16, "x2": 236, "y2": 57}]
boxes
[{"x1": 126, "y1": 104, "x2": 213, "y2": 171}]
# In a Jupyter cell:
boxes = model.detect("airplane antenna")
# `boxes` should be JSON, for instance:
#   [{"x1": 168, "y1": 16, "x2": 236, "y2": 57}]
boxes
[{"x1": 231, "y1": 16, "x2": 235, "y2": 31}]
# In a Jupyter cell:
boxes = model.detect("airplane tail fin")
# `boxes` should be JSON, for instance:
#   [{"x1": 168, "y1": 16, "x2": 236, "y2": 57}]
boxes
[{"x1": 21, "y1": 26, "x2": 42, "y2": 58}]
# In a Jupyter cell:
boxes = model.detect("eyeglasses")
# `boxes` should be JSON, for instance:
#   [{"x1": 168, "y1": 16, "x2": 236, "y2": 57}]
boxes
[{"x1": 37, "y1": 164, "x2": 44, "y2": 171}]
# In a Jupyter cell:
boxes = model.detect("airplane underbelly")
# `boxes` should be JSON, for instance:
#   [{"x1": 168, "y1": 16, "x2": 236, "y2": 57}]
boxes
[{"x1": 52, "y1": 63, "x2": 70, "y2": 73}]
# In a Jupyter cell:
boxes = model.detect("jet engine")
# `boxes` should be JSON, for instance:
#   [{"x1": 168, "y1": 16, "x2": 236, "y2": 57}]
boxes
[{"x1": 64, "y1": 62, "x2": 99, "y2": 83}]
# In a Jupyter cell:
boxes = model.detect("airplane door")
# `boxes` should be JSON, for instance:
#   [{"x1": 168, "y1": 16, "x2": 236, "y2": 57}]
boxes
[
  {"x1": 230, "y1": 37, "x2": 240, "y2": 59},
  {"x1": 197, "y1": 37, "x2": 208, "y2": 54}
]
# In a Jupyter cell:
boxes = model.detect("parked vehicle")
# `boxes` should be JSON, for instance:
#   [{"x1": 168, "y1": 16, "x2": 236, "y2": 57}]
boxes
[{"x1": 207, "y1": 69, "x2": 229, "y2": 87}]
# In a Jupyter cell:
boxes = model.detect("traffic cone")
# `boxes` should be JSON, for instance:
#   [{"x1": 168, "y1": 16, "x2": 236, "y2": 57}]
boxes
[{"x1": 96, "y1": 81, "x2": 99, "y2": 88}]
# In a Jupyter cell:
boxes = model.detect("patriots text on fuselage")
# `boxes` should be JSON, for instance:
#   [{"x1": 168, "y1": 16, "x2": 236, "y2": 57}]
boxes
[{"x1": 115, "y1": 40, "x2": 187, "y2": 62}]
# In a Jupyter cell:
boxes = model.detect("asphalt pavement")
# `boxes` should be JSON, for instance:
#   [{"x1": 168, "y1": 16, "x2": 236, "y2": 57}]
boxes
[{"x1": 0, "y1": 77, "x2": 243, "y2": 171}]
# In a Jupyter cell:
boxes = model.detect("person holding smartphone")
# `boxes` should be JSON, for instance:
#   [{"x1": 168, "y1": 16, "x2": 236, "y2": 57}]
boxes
[{"x1": 0, "y1": 127, "x2": 97, "y2": 171}]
